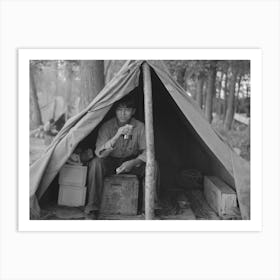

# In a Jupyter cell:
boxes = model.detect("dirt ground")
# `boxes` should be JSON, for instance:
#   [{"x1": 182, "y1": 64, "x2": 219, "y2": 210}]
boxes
[{"x1": 37, "y1": 189, "x2": 224, "y2": 220}]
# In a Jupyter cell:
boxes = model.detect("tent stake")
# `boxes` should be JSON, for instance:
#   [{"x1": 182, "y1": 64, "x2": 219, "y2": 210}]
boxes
[{"x1": 143, "y1": 63, "x2": 155, "y2": 220}]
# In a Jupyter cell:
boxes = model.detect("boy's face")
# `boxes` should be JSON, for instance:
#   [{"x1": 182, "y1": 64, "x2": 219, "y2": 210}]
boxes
[{"x1": 115, "y1": 104, "x2": 135, "y2": 125}]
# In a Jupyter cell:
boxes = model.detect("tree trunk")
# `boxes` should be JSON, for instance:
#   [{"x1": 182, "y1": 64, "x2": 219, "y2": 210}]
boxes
[
  {"x1": 184, "y1": 69, "x2": 189, "y2": 93},
  {"x1": 55, "y1": 60, "x2": 59, "y2": 96},
  {"x1": 202, "y1": 80, "x2": 207, "y2": 111},
  {"x1": 30, "y1": 64, "x2": 43, "y2": 128},
  {"x1": 234, "y1": 74, "x2": 242, "y2": 113},
  {"x1": 52, "y1": 61, "x2": 59, "y2": 120},
  {"x1": 205, "y1": 62, "x2": 217, "y2": 123},
  {"x1": 222, "y1": 72, "x2": 229, "y2": 122},
  {"x1": 176, "y1": 67, "x2": 186, "y2": 89},
  {"x1": 79, "y1": 60, "x2": 105, "y2": 112},
  {"x1": 217, "y1": 72, "x2": 224, "y2": 117},
  {"x1": 104, "y1": 60, "x2": 112, "y2": 83},
  {"x1": 224, "y1": 66, "x2": 238, "y2": 130},
  {"x1": 65, "y1": 61, "x2": 73, "y2": 119},
  {"x1": 184, "y1": 68, "x2": 194, "y2": 94},
  {"x1": 195, "y1": 72, "x2": 204, "y2": 109}
]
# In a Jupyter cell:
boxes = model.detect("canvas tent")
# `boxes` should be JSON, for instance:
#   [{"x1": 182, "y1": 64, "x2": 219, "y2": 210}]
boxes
[{"x1": 30, "y1": 60, "x2": 250, "y2": 220}]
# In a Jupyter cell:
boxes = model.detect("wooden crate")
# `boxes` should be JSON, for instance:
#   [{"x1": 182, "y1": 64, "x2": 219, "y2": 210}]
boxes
[
  {"x1": 204, "y1": 176, "x2": 237, "y2": 217},
  {"x1": 100, "y1": 175, "x2": 139, "y2": 215},
  {"x1": 59, "y1": 164, "x2": 87, "y2": 187},
  {"x1": 58, "y1": 185, "x2": 87, "y2": 207}
]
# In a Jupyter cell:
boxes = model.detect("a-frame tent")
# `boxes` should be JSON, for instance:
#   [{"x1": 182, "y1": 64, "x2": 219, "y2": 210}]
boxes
[{"x1": 30, "y1": 60, "x2": 250, "y2": 220}]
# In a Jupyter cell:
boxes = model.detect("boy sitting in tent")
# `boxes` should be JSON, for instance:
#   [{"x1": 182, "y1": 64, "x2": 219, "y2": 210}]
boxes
[{"x1": 84, "y1": 95, "x2": 159, "y2": 215}]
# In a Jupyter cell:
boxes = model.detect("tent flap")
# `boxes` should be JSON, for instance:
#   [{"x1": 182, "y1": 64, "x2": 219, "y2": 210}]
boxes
[
  {"x1": 231, "y1": 150, "x2": 250, "y2": 219},
  {"x1": 31, "y1": 60, "x2": 141, "y2": 201}
]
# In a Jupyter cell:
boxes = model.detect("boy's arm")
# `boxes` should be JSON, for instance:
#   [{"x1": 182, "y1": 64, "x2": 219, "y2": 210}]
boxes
[{"x1": 95, "y1": 124, "x2": 129, "y2": 158}]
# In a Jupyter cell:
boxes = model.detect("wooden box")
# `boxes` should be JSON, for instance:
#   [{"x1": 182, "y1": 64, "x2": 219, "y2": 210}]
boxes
[
  {"x1": 59, "y1": 164, "x2": 87, "y2": 187},
  {"x1": 58, "y1": 185, "x2": 87, "y2": 207},
  {"x1": 204, "y1": 176, "x2": 237, "y2": 217},
  {"x1": 100, "y1": 175, "x2": 139, "y2": 215}
]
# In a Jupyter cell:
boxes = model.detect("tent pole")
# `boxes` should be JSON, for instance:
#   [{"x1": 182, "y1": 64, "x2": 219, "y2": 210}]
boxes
[{"x1": 142, "y1": 62, "x2": 155, "y2": 220}]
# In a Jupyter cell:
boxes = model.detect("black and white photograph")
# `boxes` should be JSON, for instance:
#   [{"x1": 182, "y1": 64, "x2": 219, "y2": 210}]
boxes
[
  {"x1": 2, "y1": 1, "x2": 279, "y2": 279},
  {"x1": 28, "y1": 57, "x2": 251, "y2": 222}
]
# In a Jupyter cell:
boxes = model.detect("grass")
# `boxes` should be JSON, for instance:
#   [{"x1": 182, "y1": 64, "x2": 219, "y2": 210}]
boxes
[{"x1": 212, "y1": 119, "x2": 250, "y2": 161}]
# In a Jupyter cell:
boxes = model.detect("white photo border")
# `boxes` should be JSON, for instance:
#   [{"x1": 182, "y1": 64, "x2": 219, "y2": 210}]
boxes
[{"x1": 19, "y1": 48, "x2": 262, "y2": 232}]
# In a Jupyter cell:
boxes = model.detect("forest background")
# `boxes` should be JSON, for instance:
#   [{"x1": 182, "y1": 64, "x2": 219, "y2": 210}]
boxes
[{"x1": 30, "y1": 60, "x2": 250, "y2": 161}]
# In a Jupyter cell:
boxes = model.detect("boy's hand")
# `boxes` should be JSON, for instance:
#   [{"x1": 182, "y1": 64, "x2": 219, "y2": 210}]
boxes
[
  {"x1": 116, "y1": 160, "x2": 135, "y2": 174},
  {"x1": 116, "y1": 124, "x2": 133, "y2": 138}
]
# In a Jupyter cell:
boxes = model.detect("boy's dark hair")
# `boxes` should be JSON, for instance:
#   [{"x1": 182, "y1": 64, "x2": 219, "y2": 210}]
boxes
[{"x1": 115, "y1": 94, "x2": 136, "y2": 109}]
